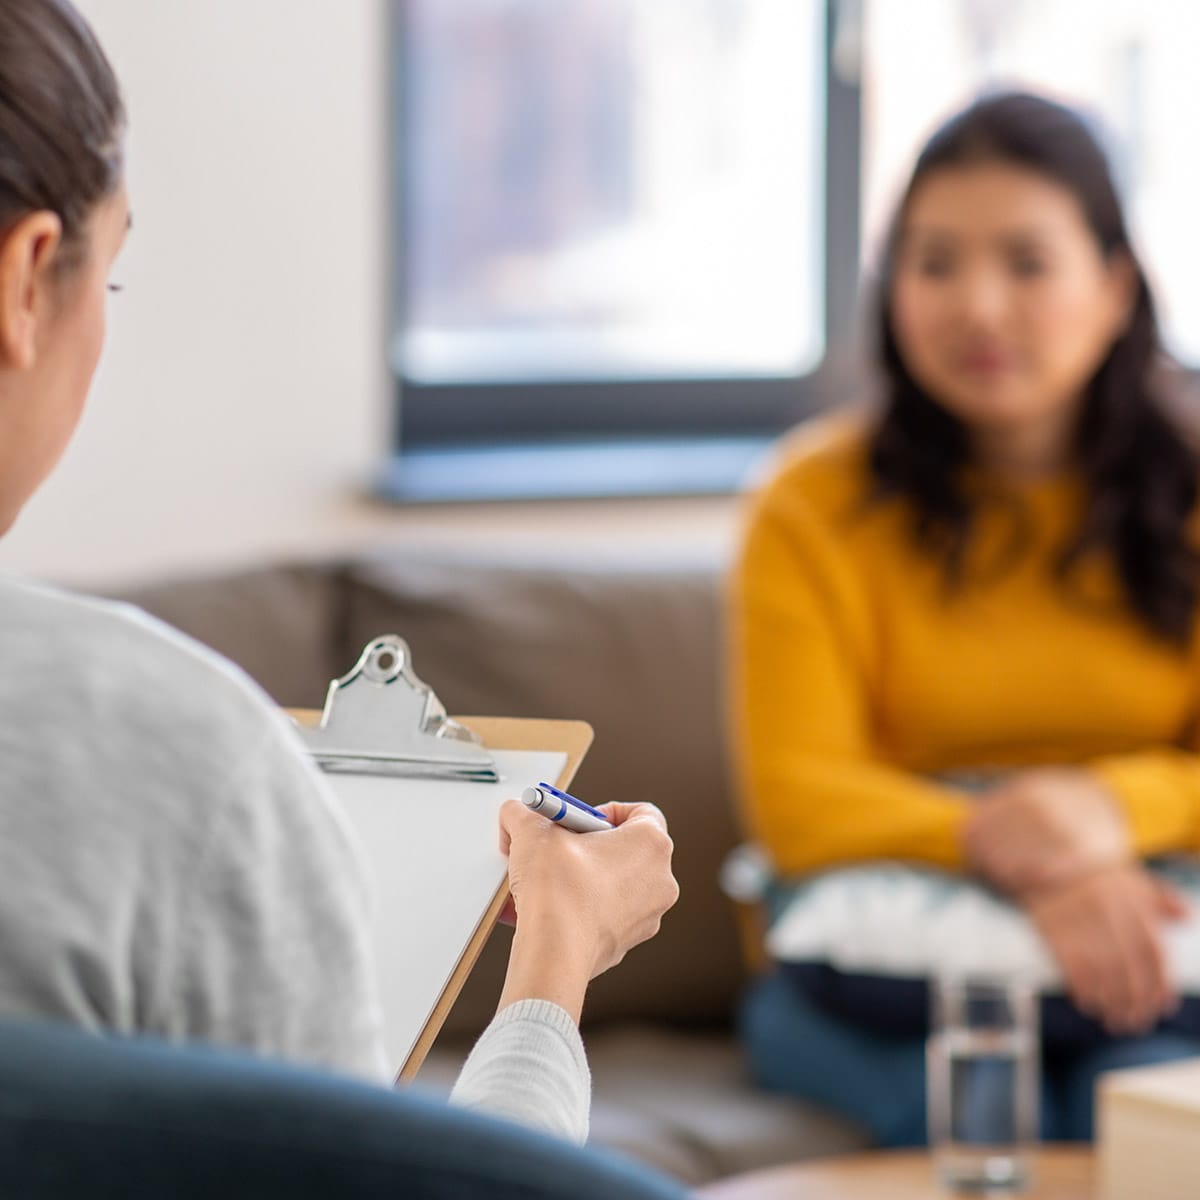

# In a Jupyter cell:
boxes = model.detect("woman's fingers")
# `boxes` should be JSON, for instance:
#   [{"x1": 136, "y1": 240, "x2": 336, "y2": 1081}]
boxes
[
  {"x1": 1028, "y1": 866, "x2": 1177, "y2": 1036},
  {"x1": 498, "y1": 794, "x2": 549, "y2": 854},
  {"x1": 595, "y1": 800, "x2": 669, "y2": 832},
  {"x1": 498, "y1": 792, "x2": 678, "y2": 981},
  {"x1": 1029, "y1": 886, "x2": 1095, "y2": 1016},
  {"x1": 1099, "y1": 887, "x2": 1165, "y2": 1033}
]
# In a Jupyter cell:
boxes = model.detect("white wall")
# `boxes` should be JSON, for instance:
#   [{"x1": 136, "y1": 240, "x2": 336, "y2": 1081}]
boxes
[
  {"x1": 0, "y1": 1, "x2": 736, "y2": 588},
  {"x1": 0, "y1": 0, "x2": 393, "y2": 585}
]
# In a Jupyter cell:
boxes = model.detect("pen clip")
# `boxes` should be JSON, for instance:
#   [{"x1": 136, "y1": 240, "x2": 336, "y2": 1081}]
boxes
[{"x1": 536, "y1": 781, "x2": 609, "y2": 822}]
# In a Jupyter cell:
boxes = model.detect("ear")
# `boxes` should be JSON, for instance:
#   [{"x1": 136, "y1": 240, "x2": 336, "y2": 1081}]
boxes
[{"x1": 0, "y1": 211, "x2": 64, "y2": 371}]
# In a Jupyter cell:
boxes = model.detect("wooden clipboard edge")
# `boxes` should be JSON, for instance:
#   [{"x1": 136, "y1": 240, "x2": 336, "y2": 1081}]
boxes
[
  {"x1": 398, "y1": 716, "x2": 593, "y2": 1081},
  {"x1": 286, "y1": 710, "x2": 594, "y2": 1083}
]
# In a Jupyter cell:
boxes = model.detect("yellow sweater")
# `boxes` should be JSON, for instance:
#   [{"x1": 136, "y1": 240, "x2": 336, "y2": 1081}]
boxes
[{"x1": 729, "y1": 415, "x2": 1200, "y2": 878}]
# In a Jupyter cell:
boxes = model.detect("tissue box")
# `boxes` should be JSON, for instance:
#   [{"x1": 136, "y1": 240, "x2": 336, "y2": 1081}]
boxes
[{"x1": 1096, "y1": 1057, "x2": 1200, "y2": 1200}]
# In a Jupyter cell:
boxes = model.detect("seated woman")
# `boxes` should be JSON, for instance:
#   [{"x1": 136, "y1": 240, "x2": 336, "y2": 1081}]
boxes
[
  {"x1": 0, "y1": 0, "x2": 678, "y2": 1147},
  {"x1": 729, "y1": 90, "x2": 1200, "y2": 1144}
]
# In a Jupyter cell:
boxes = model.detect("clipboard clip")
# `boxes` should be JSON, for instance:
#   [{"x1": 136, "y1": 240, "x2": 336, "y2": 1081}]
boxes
[{"x1": 295, "y1": 635, "x2": 500, "y2": 783}]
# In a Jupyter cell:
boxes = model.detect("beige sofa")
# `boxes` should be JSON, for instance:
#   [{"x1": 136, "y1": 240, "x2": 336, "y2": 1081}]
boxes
[{"x1": 115, "y1": 549, "x2": 867, "y2": 1185}]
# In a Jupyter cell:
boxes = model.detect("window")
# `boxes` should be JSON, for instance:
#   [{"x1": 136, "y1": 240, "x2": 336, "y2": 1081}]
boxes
[
  {"x1": 387, "y1": 0, "x2": 1200, "y2": 499},
  {"x1": 389, "y1": 0, "x2": 847, "y2": 491},
  {"x1": 862, "y1": 0, "x2": 1200, "y2": 362}
]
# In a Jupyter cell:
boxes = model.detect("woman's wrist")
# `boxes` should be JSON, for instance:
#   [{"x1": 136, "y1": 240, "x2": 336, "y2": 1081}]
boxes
[
  {"x1": 961, "y1": 769, "x2": 1134, "y2": 898},
  {"x1": 497, "y1": 914, "x2": 595, "y2": 1025}
]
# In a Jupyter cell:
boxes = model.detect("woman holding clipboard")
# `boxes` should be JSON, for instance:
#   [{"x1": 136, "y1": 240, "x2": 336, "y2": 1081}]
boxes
[{"x1": 0, "y1": 0, "x2": 677, "y2": 1150}]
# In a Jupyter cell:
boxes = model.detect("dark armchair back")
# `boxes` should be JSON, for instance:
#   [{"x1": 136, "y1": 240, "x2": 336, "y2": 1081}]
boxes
[{"x1": 0, "y1": 1019, "x2": 687, "y2": 1199}]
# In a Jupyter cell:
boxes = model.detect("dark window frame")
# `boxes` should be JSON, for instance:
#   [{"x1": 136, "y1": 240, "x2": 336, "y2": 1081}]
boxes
[{"x1": 386, "y1": 0, "x2": 863, "y2": 473}]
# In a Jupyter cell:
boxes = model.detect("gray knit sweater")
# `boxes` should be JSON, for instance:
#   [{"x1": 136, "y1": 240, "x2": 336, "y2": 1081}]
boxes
[{"x1": 0, "y1": 576, "x2": 589, "y2": 1142}]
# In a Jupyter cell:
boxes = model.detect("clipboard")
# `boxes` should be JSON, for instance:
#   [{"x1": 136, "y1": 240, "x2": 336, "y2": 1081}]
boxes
[{"x1": 288, "y1": 635, "x2": 592, "y2": 1082}]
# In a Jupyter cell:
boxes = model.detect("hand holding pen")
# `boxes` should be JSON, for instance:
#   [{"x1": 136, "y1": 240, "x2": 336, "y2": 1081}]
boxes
[{"x1": 495, "y1": 789, "x2": 679, "y2": 1022}]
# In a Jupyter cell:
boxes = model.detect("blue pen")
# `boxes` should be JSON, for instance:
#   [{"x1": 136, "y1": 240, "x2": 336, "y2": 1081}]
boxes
[{"x1": 521, "y1": 781, "x2": 612, "y2": 834}]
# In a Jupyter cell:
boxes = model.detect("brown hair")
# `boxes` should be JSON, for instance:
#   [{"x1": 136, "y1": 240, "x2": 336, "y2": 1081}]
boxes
[{"x1": 0, "y1": 0, "x2": 125, "y2": 266}]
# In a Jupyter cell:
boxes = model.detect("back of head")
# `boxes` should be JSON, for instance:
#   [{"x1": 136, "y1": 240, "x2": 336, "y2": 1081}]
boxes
[{"x1": 0, "y1": 0, "x2": 125, "y2": 265}]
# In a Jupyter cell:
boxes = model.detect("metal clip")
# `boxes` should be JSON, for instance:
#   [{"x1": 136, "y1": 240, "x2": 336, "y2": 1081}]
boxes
[{"x1": 296, "y1": 635, "x2": 499, "y2": 783}]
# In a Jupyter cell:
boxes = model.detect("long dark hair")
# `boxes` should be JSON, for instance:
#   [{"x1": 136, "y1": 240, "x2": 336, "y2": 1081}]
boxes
[
  {"x1": 0, "y1": 0, "x2": 124, "y2": 268},
  {"x1": 870, "y1": 91, "x2": 1200, "y2": 646}
]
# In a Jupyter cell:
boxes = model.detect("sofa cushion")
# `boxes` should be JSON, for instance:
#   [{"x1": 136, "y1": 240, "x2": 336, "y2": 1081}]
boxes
[
  {"x1": 341, "y1": 552, "x2": 746, "y2": 1036},
  {"x1": 110, "y1": 563, "x2": 345, "y2": 708}
]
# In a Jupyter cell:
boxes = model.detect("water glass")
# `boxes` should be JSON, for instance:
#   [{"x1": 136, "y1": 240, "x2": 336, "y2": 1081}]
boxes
[{"x1": 927, "y1": 975, "x2": 1039, "y2": 1193}]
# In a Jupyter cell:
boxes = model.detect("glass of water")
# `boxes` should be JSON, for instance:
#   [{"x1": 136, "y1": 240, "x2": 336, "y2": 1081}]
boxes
[{"x1": 927, "y1": 975, "x2": 1039, "y2": 1193}]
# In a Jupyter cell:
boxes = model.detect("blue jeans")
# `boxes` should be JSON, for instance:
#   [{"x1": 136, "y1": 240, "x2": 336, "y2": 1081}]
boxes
[
  {"x1": 740, "y1": 971, "x2": 1200, "y2": 1146},
  {"x1": 0, "y1": 1019, "x2": 685, "y2": 1200}
]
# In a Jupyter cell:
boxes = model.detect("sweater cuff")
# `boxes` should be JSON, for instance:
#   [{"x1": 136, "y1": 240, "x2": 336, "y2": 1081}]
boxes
[
  {"x1": 448, "y1": 998, "x2": 591, "y2": 1144},
  {"x1": 904, "y1": 801, "x2": 971, "y2": 871},
  {"x1": 1090, "y1": 752, "x2": 1200, "y2": 856},
  {"x1": 489, "y1": 998, "x2": 588, "y2": 1067}
]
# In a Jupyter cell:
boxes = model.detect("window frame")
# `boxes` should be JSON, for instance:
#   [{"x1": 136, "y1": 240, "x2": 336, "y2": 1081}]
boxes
[{"x1": 388, "y1": 0, "x2": 863, "y2": 457}]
